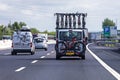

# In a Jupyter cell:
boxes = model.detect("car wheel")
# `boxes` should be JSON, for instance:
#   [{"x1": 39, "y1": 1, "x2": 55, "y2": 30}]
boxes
[
  {"x1": 81, "y1": 55, "x2": 85, "y2": 60},
  {"x1": 11, "y1": 51, "x2": 17, "y2": 55},
  {"x1": 56, "y1": 53, "x2": 61, "y2": 60},
  {"x1": 31, "y1": 51, "x2": 35, "y2": 55},
  {"x1": 45, "y1": 48, "x2": 47, "y2": 51}
]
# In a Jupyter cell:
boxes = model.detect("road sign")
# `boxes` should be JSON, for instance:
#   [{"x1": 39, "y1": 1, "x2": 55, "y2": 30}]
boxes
[
  {"x1": 110, "y1": 26, "x2": 117, "y2": 37},
  {"x1": 104, "y1": 26, "x2": 110, "y2": 37}
]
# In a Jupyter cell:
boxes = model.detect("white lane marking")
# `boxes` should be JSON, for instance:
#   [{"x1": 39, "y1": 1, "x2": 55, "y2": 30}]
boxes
[
  {"x1": 31, "y1": 60, "x2": 38, "y2": 64},
  {"x1": 47, "y1": 53, "x2": 50, "y2": 56},
  {"x1": 51, "y1": 51, "x2": 54, "y2": 54},
  {"x1": 15, "y1": 67, "x2": 26, "y2": 72},
  {"x1": 87, "y1": 43, "x2": 120, "y2": 80},
  {"x1": 40, "y1": 56, "x2": 45, "y2": 58}
]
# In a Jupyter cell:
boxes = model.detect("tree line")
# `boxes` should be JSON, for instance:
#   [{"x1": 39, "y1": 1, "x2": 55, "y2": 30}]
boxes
[
  {"x1": 0, "y1": 21, "x2": 55, "y2": 39},
  {"x1": 0, "y1": 21, "x2": 42, "y2": 36}
]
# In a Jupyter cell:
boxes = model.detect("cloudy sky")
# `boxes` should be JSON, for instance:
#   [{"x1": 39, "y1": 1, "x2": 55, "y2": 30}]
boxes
[{"x1": 0, "y1": 0, "x2": 120, "y2": 32}]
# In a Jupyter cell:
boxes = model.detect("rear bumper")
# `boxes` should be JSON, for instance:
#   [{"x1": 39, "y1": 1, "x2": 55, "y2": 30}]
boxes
[
  {"x1": 35, "y1": 45, "x2": 47, "y2": 49},
  {"x1": 56, "y1": 51, "x2": 85, "y2": 57},
  {"x1": 12, "y1": 49, "x2": 33, "y2": 53}
]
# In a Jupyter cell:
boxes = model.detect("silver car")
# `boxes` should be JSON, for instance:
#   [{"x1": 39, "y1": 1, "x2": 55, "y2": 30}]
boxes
[{"x1": 34, "y1": 37, "x2": 48, "y2": 51}]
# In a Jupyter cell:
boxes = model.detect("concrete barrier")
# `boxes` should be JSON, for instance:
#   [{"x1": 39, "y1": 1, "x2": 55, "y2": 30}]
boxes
[
  {"x1": 0, "y1": 40, "x2": 12, "y2": 50},
  {"x1": 0, "y1": 39, "x2": 56, "y2": 50},
  {"x1": 47, "y1": 39, "x2": 56, "y2": 44}
]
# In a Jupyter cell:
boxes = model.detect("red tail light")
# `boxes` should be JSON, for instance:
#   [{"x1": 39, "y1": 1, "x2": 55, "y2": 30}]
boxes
[
  {"x1": 30, "y1": 42, "x2": 32, "y2": 47},
  {"x1": 56, "y1": 39, "x2": 58, "y2": 44},
  {"x1": 11, "y1": 43, "x2": 13, "y2": 48}
]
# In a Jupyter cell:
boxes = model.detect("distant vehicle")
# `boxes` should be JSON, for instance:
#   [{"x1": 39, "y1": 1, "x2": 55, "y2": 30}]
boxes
[
  {"x1": 33, "y1": 33, "x2": 38, "y2": 39},
  {"x1": 38, "y1": 33, "x2": 48, "y2": 42},
  {"x1": 2, "y1": 35, "x2": 11, "y2": 40},
  {"x1": 11, "y1": 26, "x2": 35, "y2": 55},
  {"x1": 34, "y1": 37, "x2": 48, "y2": 51},
  {"x1": 55, "y1": 13, "x2": 88, "y2": 60},
  {"x1": 2, "y1": 35, "x2": 11, "y2": 43}
]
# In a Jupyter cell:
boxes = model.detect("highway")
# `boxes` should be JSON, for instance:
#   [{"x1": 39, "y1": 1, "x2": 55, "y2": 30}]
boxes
[{"x1": 0, "y1": 43, "x2": 120, "y2": 80}]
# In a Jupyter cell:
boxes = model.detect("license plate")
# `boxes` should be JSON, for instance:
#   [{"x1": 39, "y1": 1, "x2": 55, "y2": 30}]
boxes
[{"x1": 66, "y1": 52, "x2": 74, "y2": 55}]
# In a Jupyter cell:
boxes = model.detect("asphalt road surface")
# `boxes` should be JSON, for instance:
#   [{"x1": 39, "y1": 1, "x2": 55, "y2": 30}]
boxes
[{"x1": 0, "y1": 44, "x2": 119, "y2": 80}]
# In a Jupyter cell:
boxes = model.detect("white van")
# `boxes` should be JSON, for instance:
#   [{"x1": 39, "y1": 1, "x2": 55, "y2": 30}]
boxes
[{"x1": 11, "y1": 26, "x2": 35, "y2": 55}]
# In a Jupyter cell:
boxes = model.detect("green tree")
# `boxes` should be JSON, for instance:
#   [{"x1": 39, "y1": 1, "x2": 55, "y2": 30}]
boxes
[
  {"x1": 12, "y1": 21, "x2": 27, "y2": 31},
  {"x1": 0, "y1": 25, "x2": 4, "y2": 36},
  {"x1": 48, "y1": 31, "x2": 55, "y2": 36},
  {"x1": 12, "y1": 22, "x2": 19, "y2": 30},
  {"x1": 102, "y1": 18, "x2": 115, "y2": 28},
  {"x1": 4, "y1": 27, "x2": 11, "y2": 35},
  {"x1": 30, "y1": 28, "x2": 40, "y2": 34},
  {"x1": 19, "y1": 22, "x2": 26, "y2": 28},
  {"x1": 43, "y1": 30, "x2": 48, "y2": 34}
]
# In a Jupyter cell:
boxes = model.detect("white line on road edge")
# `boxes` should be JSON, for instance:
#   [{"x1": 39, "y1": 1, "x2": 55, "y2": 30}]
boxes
[
  {"x1": 87, "y1": 43, "x2": 120, "y2": 80},
  {"x1": 15, "y1": 67, "x2": 26, "y2": 72},
  {"x1": 40, "y1": 56, "x2": 45, "y2": 58},
  {"x1": 31, "y1": 60, "x2": 38, "y2": 64}
]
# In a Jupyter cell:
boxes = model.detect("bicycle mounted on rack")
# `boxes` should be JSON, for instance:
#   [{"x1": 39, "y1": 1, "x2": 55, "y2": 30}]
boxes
[{"x1": 54, "y1": 13, "x2": 88, "y2": 60}]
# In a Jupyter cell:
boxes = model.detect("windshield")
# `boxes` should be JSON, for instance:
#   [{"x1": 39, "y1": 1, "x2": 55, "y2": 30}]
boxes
[{"x1": 59, "y1": 31, "x2": 82, "y2": 41}]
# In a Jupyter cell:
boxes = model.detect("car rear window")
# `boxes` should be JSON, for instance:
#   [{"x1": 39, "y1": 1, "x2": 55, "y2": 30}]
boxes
[
  {"x1": 59, "y1": 31, "x2": 82, "y2": 41},
  {"x1": 34, "y1": 38, "x2": 43, "y2": 43}
]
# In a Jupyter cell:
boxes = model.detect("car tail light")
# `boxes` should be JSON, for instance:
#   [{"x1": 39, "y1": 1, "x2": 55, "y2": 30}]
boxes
[
  {"x1": 56, "y1": 38, "x2": 58, "y2": 44},
  {"x1": 30, "y1": 42, "x2": 32, "y2": 47},
  {"x1": 11, "y1": 43, "x2": 13, "y2": 48}
]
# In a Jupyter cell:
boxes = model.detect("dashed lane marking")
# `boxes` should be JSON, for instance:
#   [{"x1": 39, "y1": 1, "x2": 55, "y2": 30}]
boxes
[
  {"x1": 47, "y1": 53, "x2": 50, "y2": 56},
  {"x1": 31, "y1": 60, "x2": 38, "y2": 64},
  {"x1": 87, "y1": 43, "x2": 120, "y2": 80},
  {"x1": 15, "y1": 67, "x2": 26, "y2": 72},
  {"x1": 40, "y1": 56, "x2": 45, "y2": 58},
  {"x1": 51, "y1": 51, "x2": 54, "y2": 54}
]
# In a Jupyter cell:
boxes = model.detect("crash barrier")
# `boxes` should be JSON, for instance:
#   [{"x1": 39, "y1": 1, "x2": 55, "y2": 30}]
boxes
[
  {"x1": 47, "y1": 39, "x2": 56, "y2": 44},
  {"x1": 0, "y1": 40, "x2": 12, "y2": 49},
  {"x1": 96, "y1": 41, "x2": 118, "y2": 47},
  {"x1": 0, "y1": 39, "x2": 56, "y2": 49}
]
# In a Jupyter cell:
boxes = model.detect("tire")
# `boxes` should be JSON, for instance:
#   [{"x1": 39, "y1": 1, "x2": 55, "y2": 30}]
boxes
[
  {"x1": 11, "y1": 51, "x2": 17, "y2": 55},
  {"x1": 31, "y1": 51, "x2": 35, "y2": 55},
  {"x1": 56, "y1": 53, "x2": 61, "y2": 60},
  {"x1": 81, "y1": 55, "x2": 85, "y2": 60},
  {"x1": 11, "y1": 51, "x2": 14, "y2": 55},
  {"x1": 45, "y1": 48, "x2": 47, "y2": 51},
  {"x1": 74, "y1": 42, "x2": 86, "y2": 54}
]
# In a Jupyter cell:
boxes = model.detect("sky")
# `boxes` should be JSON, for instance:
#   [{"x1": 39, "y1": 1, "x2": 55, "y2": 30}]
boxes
[{"x1": 0, "y1": 0, "x2": 120, "y2": 32}]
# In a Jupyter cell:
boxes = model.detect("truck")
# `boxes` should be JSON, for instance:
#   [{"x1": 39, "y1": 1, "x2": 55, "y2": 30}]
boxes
[{"x1": 55, "y1": 13, "x2": 88, "y2": 60}]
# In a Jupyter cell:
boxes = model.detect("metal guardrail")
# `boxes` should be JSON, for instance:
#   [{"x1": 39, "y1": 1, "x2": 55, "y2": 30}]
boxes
[{"x1": 95, "y1": 41, "x2": 119, "y2": 47}]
